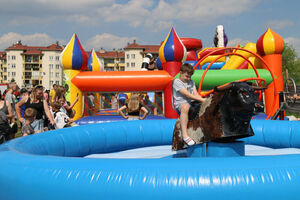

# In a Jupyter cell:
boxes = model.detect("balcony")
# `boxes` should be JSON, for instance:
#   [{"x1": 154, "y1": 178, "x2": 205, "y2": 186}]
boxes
[
  {"x1": 32, "y1": 76, "x2": 40, "y2": 79},
  {"x1": 25, "y1": 56, "x2": 32, "y2": 63},
  {"x1": 33, "y1": 56, "x2": 39, "y2": 62},
  {"x1": 24, "y1": 55, "x2": 40, "y2": 63},
  {"x1": 106, "y1": 63, "x2": 115, "y2": 67}
]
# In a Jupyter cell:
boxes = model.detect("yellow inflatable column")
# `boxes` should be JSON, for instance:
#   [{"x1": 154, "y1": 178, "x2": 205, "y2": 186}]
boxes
[
  {"x1": 222, "y1": 43, "x2": 257, "y2": 70},
  {"x1": 247, "y1": 57, "x2": 262, "y2": 69},
  {"x1": 59, "y1": 33, "x2": 88, "y2": 120},
  {"x1": 65, "y1": 70, "x2": 83, "y2": 120},
  {"x1": 95, "y1": 93, "x2": 100, "y2": 111}
]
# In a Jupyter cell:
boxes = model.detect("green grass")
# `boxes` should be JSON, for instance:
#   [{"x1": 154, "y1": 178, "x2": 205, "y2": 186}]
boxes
[
  {"x1": 286, "y1": 111, "x2": 300, "y2": 118},
  {"x1": 14, "y1": 120, "x2": 22, "y2": 138}
]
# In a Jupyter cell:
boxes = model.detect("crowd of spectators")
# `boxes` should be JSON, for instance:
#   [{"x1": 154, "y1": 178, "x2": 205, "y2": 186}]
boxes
[{"x1": 0, "y1": 83, "x2": 79, "y2": 144}]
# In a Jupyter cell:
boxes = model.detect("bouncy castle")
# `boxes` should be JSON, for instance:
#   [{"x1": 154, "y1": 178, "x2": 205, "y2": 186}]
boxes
[
  {"x1": 59, "y1": 26, "x2": 281, "y2": 121},
  {"x1": 1, "y1": 26, "x2": 300, "y2": 200}
]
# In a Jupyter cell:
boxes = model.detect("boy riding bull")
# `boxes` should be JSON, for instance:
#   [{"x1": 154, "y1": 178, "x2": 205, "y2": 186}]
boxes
[{"x1": 173, "y1": 63, "x2": 207, "y2": 146}]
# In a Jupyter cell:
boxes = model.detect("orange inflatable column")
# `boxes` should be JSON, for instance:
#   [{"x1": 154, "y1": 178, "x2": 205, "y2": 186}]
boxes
[{"x1": 256, "y1": 28, "x2": 284, "y2": 116}]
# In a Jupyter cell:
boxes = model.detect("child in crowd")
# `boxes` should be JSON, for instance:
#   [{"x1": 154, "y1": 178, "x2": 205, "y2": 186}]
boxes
[
  {"x1": 51, "y1": 101, "x2": 73, "y2": 129},
  {"x1": 18, "y1": 88, "x2": 29, "y2": 118},
  {"x1": 172, "y1": 63, "x2": 207, "y2": 146},
  {"x1": 21, "y1": 108, "x2": 40, "y2": 136},
  {"x1": 53, "y1": 85, "x2": 78, "y2": 118},
  {"x1": 118, "y1": 93, "x2": 148, "y2": 120}
]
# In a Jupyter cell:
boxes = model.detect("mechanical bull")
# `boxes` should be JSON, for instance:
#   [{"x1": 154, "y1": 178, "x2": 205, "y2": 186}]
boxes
[{"x1": 172, "y1": 82, "x2": 264, "y2": 151}]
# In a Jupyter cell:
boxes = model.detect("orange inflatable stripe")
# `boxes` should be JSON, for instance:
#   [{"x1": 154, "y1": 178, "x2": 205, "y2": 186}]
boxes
[{"x1": 71, "y1": 71, "x2": 173, "y2": 92}]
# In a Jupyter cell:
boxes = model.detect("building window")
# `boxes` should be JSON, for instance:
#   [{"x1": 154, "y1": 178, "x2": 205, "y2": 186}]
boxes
[
  {"x1": 8, "y1": 72, "x2": 10, "y2": 77},
  {"x1": 126, "y1": 62, "x2": 129, "y2": 67},
  {"x1": 131, "y1": 62, "x2": 135, "y2": 67},
  {"x1": 55, "y1": 72, "x2": 59, "y2": 77},
  {"x1": 25, "y1": 56, "x2": 31, "y2": 62},
  {"x1": 12, "y1": 72, "x2": 16, "y2": 77},
  {"x1": 55, "y1": 81, "x2": 59, "y2": 85},
  {"x1": 49, "y1": 64, "x2": 53, "y2": 69},
  {"x1": 105, "y1": 67, "x2": 114, "y2": 71},
  {"x1": 56, "y1": 64, "x2": 60, "y2": 69},
  {"x1": 12, "y1": 55, "x2": 16, "y2": 60},
  {"x1": 49, "y1": 56, "x2": 53, "y2": 61},
  {"x1": 7, "y1": 56, "x2": 10, "y2": 60},
  {"x1": 50, "y1": 72, "x2": 53, "y2": 77},
  {"x1": 50, "y1": 80, "x2": 54, "y2": 86},
  {"x1": 12, "y1": 64, "x2": 16, "y2": 69},
  {"x1": 56, "y1": 56, "x2": 59, "y2": 61},
  {"x1": 131, "y1": 54, "x2": 135, "y2": 59},
  {"x1": 126, "y1": 54, "x2": 130, "y2": 59},
  {"x1": 33, "y1": 56, "x2": 39, "y2": 62}
]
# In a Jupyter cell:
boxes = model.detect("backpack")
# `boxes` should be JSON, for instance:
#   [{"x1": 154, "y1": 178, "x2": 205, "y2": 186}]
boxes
[
  {"x1": 0, "y1": 111, "x2": 10, "y2": 144},
  {"x1": 0, "y1": 111, "x2": 8, "y2": 125}
]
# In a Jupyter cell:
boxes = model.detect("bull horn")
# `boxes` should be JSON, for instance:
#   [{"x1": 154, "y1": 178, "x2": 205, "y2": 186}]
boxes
[
  {"x1": 251, "y1": 86, "x2": 267, "y2": 90},
  {"x1": 214, "y1": 83, "x2": 233, "y2": 92}
]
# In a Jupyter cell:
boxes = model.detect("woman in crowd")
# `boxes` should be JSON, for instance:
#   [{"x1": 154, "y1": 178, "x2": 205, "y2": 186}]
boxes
[
  {"x1": 53, "y1": 85, "x2": 79, "y2": 118},
  {"x1": 0, "y1": 91, "x2": 14, "y2": 141},
  {"x1": 16, "y1": 85, "x2": 55, "y2": 132}
]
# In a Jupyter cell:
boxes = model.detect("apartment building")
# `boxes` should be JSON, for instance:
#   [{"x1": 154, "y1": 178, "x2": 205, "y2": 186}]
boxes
[
  {"x1": 2, "y1": 40, "x2": 159, "y2": 90},
  {"x1": 96, "y1": 49, "x2": 125, "y2": 71},
  {"x1": 5, "y1": 41, "x2": 63, "y2": 90},
  {"x1": 0, "y1": 52, "x2": 7, "y2": 83},
  {"x1": 124, "y1": 40, "x2": 160, "y2": 71}
]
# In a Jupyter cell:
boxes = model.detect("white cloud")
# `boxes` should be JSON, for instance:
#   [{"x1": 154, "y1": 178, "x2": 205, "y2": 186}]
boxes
[
  {"x1": 267, "y1": 20, "x2": 294, "y2": 30},
  {"x1": 97, "y1": 0, "x2": 153, "y2": 27},
  {"x1": 227, "y1": 38, "x2": 252, "y2": 47},
  {"x1": 148, "y1": 0, "x2": 258, "y2": 31},
  {"x1": 153, "y1": 0, "x2": 255, "y2": 22},
  {"x1": 1, "y1": 0, "x2": 258, "y2": 31},
  {"x1": 284, "y1": 37, "x2": 300, "y2": 57},
  {"x1": 96, "y1": 0, "x2": 258, "y2": 31},
  {"x1": 8, "y1": 16, "x2": 58, "y2": 26},
  {"x1": 0, "y1": 32, "x2": 66, "y2": 50},
  {"x1": 84, "y1": 33, "x2": 137, "y2": 50},
  {"x1": 1, "y1": 0, "x2": 112, "y2": 12},
  {"x1": 66, "y1": 15, "x2": 92, "y2": 24},
  {"x1": 0, "y1": 32, "x2": 137, "y2": 51}
]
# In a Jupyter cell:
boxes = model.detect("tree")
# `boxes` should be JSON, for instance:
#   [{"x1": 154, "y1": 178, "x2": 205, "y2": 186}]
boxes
[{"x1": 282, "y1": 43, "x2": 300, "y2": 84}]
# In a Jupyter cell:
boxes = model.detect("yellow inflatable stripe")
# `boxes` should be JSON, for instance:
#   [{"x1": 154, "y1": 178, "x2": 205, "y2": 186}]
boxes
[
  {"x1": 62, "y1": 34, "x2": 75, "y2": 69},
  {"x1": 70, "y1": 70, "x2": 82, "y2": 120},
  {"x1": 159, "y1": 29, "x2": 172, "y2": 64},
  {"x1": 263, "y1": 30, "x2": 275, "y2": 55},
  {"x1": 200, "y1": 56, "x2": 225, "y2": 66},
  {"x1": 92, "y1": 50, "x2": 101, "y2": 71}
]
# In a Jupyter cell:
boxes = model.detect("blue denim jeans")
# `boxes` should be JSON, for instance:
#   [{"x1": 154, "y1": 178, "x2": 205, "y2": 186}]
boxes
[{"x1": 30, "y1": 119, "x2": 44, "y2": 132}]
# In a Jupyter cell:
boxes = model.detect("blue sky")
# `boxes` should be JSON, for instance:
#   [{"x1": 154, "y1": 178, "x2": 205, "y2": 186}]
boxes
[{"x1": 0, "y1": 0, "x2": 299, "y2": 56}]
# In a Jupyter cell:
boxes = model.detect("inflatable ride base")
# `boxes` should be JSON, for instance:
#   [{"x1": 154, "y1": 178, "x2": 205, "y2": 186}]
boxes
[{"x1": 183, "y1": 141, "x2": 245, "y2": 157}]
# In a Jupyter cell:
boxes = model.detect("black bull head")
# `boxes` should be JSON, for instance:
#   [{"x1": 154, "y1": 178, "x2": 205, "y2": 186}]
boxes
[{"x1": 172, "y1": 82, "x2": 264, "y2": 151}]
